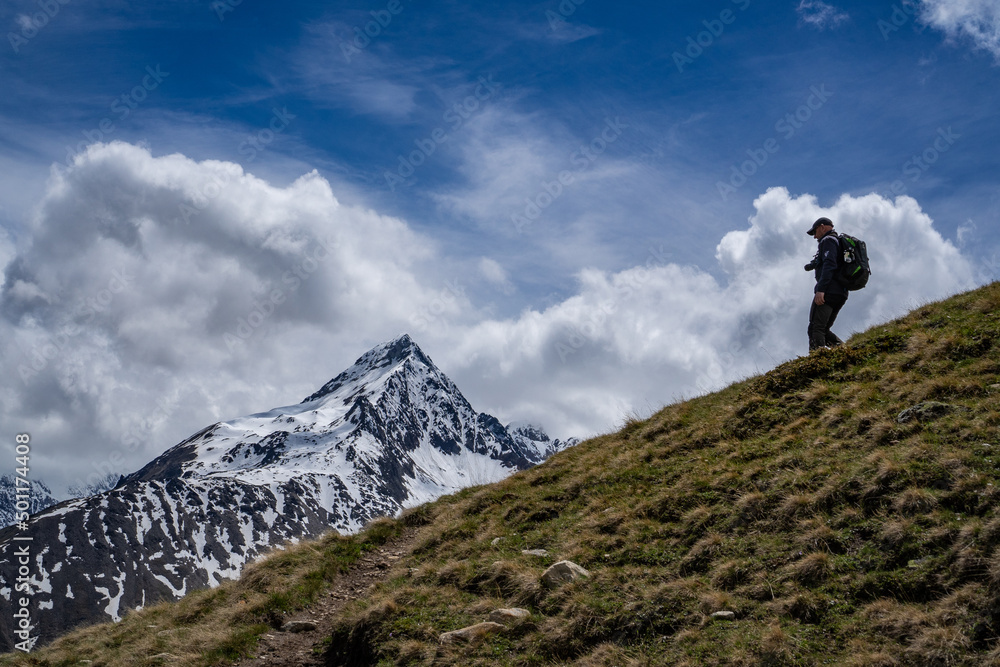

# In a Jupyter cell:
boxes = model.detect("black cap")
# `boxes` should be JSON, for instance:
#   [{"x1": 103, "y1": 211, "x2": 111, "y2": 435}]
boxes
[{"x1": 807, "y1": 217, "x2": 833, "y2": 236}]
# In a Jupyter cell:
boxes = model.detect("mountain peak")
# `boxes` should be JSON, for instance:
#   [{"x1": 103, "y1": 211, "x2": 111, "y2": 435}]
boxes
[
  {"x1": 373, "y1": 333, "x2": 421, "y2": 364},
  {"x1": 300, "y1": 333, "x2": 431, "y2": 404}
]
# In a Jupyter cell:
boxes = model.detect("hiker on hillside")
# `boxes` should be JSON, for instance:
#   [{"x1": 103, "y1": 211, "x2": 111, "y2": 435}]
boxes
[{"x1": 804, "y1": 217, "x2": 848, "y2": 351}]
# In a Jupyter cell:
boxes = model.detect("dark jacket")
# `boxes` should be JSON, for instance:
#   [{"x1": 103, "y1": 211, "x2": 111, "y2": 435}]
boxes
[{"x1": 813, "y1": 230, "x2": 848, "y2": 296}]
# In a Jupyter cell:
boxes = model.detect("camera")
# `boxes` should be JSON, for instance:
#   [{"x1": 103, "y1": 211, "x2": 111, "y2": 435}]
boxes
[{"x1": 804, "y1": 261, "x2": 817, "y2": 271}]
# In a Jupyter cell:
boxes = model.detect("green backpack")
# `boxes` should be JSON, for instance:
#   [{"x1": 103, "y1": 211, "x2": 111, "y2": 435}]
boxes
[{"x1": 837, "y1": 234, "x2": 871, "y2": 291}]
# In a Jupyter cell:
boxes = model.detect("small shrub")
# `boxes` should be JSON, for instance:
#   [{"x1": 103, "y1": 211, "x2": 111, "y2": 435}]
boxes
[
  {"x1": 777, "y1": 494, "x2": 814, "y2": 524},
  {"x1": 769, "y1": 592, "x2": 824, "y2": 624},
  {"x1": 711, "y1": 560, "x2": 751, "y2": 591},
  {"x1": 843, "y1": 650, "x2": 900, "y2": 667},
  {"x1": 894, "y1": 489, "x2": 938, "y2": 516},
  {"x1": 864, "y1": 600, "x2": 930, "y2": 641},
  {"x1": 698, "y1": 590, "x2": 735, "y2": 615},
  {"x1": 732, "y1": 492, "x2": 768, "y2": 526},
  {"x1": 880, "y1": 519, "x2": 914, "y2": 554},
  {"x1": 788, "y1": 552, "x2": 831, "y2": 584},
  {"x1": 681, "y1": 505, "x2": 713, "y2": 532},
  {"x1": 680, "y1": 533, "x2": 724, "y2": 573},
  {"x1": 797, "y1": 521, "x2": 840, "y2": 553},
  {"x1": 757, "y1": 621, "x2": 794, "y2": 665},
  {"x1": 573, "y1": 643, "x2": 631, "y2": 667},
  {"x1": 904, "y1": 625, "x2": 971, "y2": 667}
]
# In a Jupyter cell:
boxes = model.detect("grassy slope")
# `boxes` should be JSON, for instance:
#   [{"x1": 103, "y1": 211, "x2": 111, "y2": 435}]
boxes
[
  {"x1": 0, "y1": 519, "x2": 405, "y2": 666},
  {"x1": 328, "y1": 282, "x2": 1000, "y2": 666},
  {"x1": 4, "y1": 282, "x2": 1000, "y2": 666}
]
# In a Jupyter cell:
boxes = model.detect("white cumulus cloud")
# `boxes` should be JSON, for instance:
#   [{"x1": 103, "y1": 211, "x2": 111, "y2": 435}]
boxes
[{"x1": 920, "y1": 0, "x2": 1000, "y2": 61}]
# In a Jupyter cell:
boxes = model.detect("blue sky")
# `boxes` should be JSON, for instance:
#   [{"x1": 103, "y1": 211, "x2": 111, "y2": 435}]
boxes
[{"x1": 1, "y1": 0, "x2": 998, "y2": 493}]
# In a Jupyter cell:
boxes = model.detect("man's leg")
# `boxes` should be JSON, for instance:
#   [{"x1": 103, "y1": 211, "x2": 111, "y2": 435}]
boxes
[
  {"x1": 808, "y1": 300, "x2": 834, "y2": 351},
  {"x1": 824, "y1": 294, "x2": 848, "y2": 346}
]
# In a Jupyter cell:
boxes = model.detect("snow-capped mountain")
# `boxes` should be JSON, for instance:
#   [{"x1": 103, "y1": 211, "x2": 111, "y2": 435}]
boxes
[
  {"x1": 0, "y1": 475, "x2": 59, "y2": 530},
  {"x1": 507, "y1": 421, "x2": 579, "y2": 460},
  {"x1": 0, "y1": 335, "x2": 575, "y2": 651}
]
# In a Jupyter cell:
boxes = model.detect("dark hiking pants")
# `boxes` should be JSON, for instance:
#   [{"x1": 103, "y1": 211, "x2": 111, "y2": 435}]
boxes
[{"x1": 808, "y1": 293, "x2": 847, "y2": 351}]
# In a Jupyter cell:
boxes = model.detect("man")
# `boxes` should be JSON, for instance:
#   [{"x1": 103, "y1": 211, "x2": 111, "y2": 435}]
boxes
[{"x1": 805, "y1": 216, "x2": 848, "y2": 351}]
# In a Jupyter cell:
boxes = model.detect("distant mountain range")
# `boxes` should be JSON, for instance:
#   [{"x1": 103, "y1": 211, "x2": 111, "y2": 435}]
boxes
[
  {"x1": 0, "y1": 476, "x2": 58, "y2": 530},
  {"x1": 0, "y1": 334, "x2": 577, "y2": 651}
]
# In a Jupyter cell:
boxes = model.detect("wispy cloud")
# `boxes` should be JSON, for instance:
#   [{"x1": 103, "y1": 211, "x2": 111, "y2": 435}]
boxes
[
  {"x1": 511, "y1": 4, "x2": 601, "y2": 44},
  {"x1": 288, "y1": 21, "x2": 455, "y2": 121},
  {"x1": 919, "y1": 0, "x2": 1000, "y2": 62},
  {"x1": 796, "y1": 0, "x2": 850, "y2": 29},
  {"x1": 478, "y1": 257, "x2": 516, "y2": 295}
]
